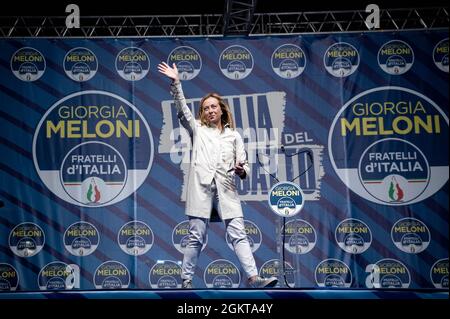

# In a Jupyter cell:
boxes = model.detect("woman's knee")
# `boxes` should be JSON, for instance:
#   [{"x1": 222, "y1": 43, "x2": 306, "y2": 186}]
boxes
[
  {"x1": 189, "y1": 218, "x2": 208, "y2": 243},
  {"x1": 226, "y1": 219, "x2": 247, "y2": 242}
]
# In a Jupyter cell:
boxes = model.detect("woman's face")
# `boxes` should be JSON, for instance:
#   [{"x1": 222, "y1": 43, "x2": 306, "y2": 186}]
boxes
[{"x1": 202, "y1": 97, "x2": 223, "y2": 126}]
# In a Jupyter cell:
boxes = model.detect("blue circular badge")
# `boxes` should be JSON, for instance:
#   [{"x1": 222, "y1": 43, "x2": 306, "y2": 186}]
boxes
[
  {"x1": 9, "y1": 222, "x2": 45, "y2": 257},
  {"x1": 167, "y1": 46, "x2": 202, "y2": 81},
  {"x1": 430, "y1": 258, "x2": 448, "y2": 289},
  {"x1": 0, "y1": 263, "x2": 19, "y2": 291},
  {"x1": 94, "y1": 261, "x2": 130, "y2": 289},
  {"x1": 64, "y1": 47, "x2": 98, "y2": 82},
  {"x1": 118, "y1": 220, "x2": 154, "y2": 256},
  {"x1": 38, "y1": 261, "x2": 77, "y2": 290},
  {"x1": 323, "y1": 42, "x2": 359, "y2": 77},
  {"x1": 358, "y1": 138, "x2": 430, "y2": 204},
  {"x1": 268, "y1": 181, "x2": 304, "y2": 217},
  {"x1": 260, "y1": 259, "x2": 295, "y2": 288},
  {"x1": 335, "y1": 218, "x2": 372, "y2": 254},
  {"x1": 64, "y1": 221, "x2": 99, "y2": 256},
  {"x1": 204, "y1": 259, "x2": 240, "y2": 288},
  {"x1": 149, "y1": 260, "x2": 182, "y2": 289},
  {"x1": 315, "y1": 259, "x2": 352, "y2": 288},
  {"x1": 115, "y1": 47, "x2": 150, "y2": 81},
  {"x1": 271, "y1": 44, "x2": 306, "y2": 79},
  {"x1": 219, "y1": 45, "x2": 253, "y2": 80},
  {"x1": 378, "y1": 40, "x2": 414, "y2": 75},
  {"x1": 60, "y1": 141, "x2": 127, "y2": 206},
  {"x1": 33, "y1": 90, "x2": 154, "y2": 207},
  {"x1": 10, "y1": 47, "x2": 46, "y2": 81},
  {"x1": 433, "y1": 38, "x2": 448, "y2": 73},
  {"x1": 367, "y1": 259, "x2": 411, "y2": 288},
  {"x1": 391, "y1": 218, "x2": 430, "y2": 254},
  {"x1": 328, "y1": 86, "x2": 449, "y2": 205},
  {"x1": 282, "y1": 219, "x2": 316, "y2": 254}
]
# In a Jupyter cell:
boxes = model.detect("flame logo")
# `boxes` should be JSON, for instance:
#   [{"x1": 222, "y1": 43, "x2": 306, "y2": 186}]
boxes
[
  {"x1": 388, "y1": 176, "x2": 404, "y2": 202},
  {"x1": 87, "y1": 178, "x2": 101, "y2": 203}
]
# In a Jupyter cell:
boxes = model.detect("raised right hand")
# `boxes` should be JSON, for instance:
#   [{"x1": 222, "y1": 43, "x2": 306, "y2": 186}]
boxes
[{"x1": 157, "y1": 62, "x2": 180, "y2": 82}]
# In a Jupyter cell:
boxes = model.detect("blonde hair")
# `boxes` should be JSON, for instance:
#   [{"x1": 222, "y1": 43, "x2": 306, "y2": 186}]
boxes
[{"x1": 198, "y1": 93, "x2": 235, "y2": 131}]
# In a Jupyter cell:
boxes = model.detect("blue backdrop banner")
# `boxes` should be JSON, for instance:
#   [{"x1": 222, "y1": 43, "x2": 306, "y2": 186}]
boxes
[{"x1": 0, "y1": 30, "x2": 448, "y2": 291}]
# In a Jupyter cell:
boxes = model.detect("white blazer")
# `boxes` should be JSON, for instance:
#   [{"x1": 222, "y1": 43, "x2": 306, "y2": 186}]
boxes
[{"x1": 170, "y1": 81, "x2": 250, "y2": 220}]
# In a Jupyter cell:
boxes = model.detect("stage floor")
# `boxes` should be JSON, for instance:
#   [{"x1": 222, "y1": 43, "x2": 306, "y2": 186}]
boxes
[{"x1": 0, "y1": 289, "x2": 447, "y2": 299}]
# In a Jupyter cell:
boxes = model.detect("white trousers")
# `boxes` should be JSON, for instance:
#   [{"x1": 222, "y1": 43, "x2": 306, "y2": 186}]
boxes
[{"x1": 181, "y1": 216, "x2": 258, "y2": 281}]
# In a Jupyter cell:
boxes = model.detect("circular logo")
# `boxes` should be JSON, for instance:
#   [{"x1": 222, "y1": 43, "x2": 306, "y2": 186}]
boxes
[
  {"x1": 204, "y1": 259, "x2": 240, "y2": 288},
  {"x1": 335, "y1": 218, "x2": 372, "y2": 254},
  {"x1": 268, "y1": 181, "x2": 304, "y2": 217},
  {"x1": 115, "y1": 47, "x2": 150, "y2": 81},
  {"x1": 391, "y1": 218, "x2": 430, "y2": 254},
  {"x1": 0, "y1": 263, "x2": 19, "y2": 291},
  {"x1": 172, "y1": 220, "x2": 207, "y2": 254},
  {"x1": 260, "y1": 259, "x2": 295, "y2": 288},
  {"x1": 315, "y1": 259, "x2": 352, "y2": 288},
  {"x1": 38, "y1": 261, "x2": 77, "y2": 290},
  {"x1": 149, "y1": 260, "x2": 182, "y2": 289},
  {"x1": 64, "y1": 221, "x2": 100, "y2": 256},
  {"x1": 10, "y1": 47, "x2": 46, "y2": 81},
  {"x1": 367, "y1": 259, "x2": 411, "y2": 288},
  {"x1": 219, "y1": 45, "x2": 253, "y2": 80},
  {"x1": 167, "y1": 46, "x2": 202, "y2": 81},
  {"x1": 282, "y1": 219, "x2": 316, "y2": 254},
  {"x1": 94, "y1": 261, "x2": 130, "y2": 289},
  {"x1": 323, "y1": 42, "x2": 359, "y2": 77},
  {"x1": 271, "y1": 44, "x2": 306, "y2": 79},
  {"x1": 433, "y1": 38, "x2": 448, "y2": 73},
  {"x1": 9, "y1": 222, "x2": 45, "y2": 257},
  {"x1": 430, "y1": 258, "x2": 448, "y2": 289},
  {"x1": 63, "y1": 47, "x2": 98, "y2": 82},
  {"x1": 226, "y1": 219, "x2": 261, "y2": 253},
  {"x1": 328, "y1": 87, "x2": 449, "y2": 205},
  {"x1": 358, "y1": 138, "x2": 430, "y2": 204},
  {"x1": 60, "y1": 142, "x2": 128, "y2": 206},
  {"x1": 118, "y1": 220, "x2": 154, "y2": 256},
  {"x1": 378, "y1": 40, "x2": 414, "y2": 75},
  {"x1": 33, "y1": 90, "x2": 154, "y2": 207}
]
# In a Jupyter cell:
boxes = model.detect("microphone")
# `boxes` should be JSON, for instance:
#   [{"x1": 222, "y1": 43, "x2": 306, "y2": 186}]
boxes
[{"x1": 280, "y1": 144, "x2": 285, "y2": 152}]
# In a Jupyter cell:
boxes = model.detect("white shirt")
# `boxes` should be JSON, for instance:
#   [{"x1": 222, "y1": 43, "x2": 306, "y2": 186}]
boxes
[{"x1": 170, "y1": 81, "x2": 250, "y2": 219}]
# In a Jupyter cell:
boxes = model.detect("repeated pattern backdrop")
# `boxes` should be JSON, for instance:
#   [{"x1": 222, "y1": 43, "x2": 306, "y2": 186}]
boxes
[{"x1": 0, "y1": 29, "x2": 448, "y2": 291}]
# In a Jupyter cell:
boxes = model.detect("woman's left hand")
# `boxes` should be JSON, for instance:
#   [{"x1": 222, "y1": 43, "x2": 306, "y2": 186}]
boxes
[{"x1": 234, "y1": 162, "x2": 246, "y2": 178}]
